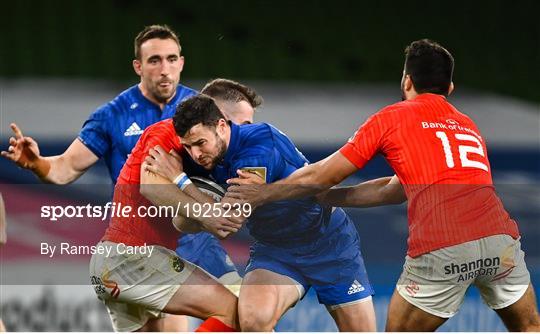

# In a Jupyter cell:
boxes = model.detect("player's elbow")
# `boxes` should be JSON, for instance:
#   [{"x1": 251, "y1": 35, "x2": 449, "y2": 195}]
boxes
[{"x1": 382, "y1": 191, "x2": 407, "y2": 205}]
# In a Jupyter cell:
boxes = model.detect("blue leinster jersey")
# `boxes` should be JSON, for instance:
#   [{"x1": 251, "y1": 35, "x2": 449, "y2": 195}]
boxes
[
  {"x1": 212, "y1": 122, "x2": 337, "y2": 246},
  {"x1": 78, "y1": 84, "x2": 197, "y2": 183}
]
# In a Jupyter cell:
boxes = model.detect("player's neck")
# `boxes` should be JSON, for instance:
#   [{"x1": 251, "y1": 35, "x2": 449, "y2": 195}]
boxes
[{"x1": 138, "y1": 83, "x2": 175, "y2": 110}]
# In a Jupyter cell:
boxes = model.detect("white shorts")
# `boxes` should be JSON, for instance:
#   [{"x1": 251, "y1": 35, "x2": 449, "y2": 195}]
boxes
[
  {"x1": 396, "y1": 234, "x2": 530, "y2": 318},
  {"x1": 89, "y1": 241, "x2": 195, "y2": 332}
]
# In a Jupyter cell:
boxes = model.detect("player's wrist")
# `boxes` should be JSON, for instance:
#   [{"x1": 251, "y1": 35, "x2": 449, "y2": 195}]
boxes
[
  {"x1": 173, "y1": 172, "x2": 192, "y2": 190},
  {"x1": 31, "y1": 158, "x2": 51, "y2": 180}
]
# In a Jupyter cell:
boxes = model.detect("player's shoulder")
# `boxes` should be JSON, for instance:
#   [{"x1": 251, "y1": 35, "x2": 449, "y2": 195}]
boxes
[
  {"x1": 133, "y1": 119, "x2": 176, "y2": 152},
  {"x1": 144, "y1": 118, "x2": 175, "y2": 135},
  {"x1": 238, "y1": 122, "x2": 273, "y2": 139},
  {"x1": 232, "y1": 123, "x2": 275, "y2": 157},
  {"x1": 239, "y1": 122, "x2": 292, "y2": 145},
  {"x1": 109, "y1": 84, "x2": 143, "y2": 110},
  {"x1": 89, "y1": 85, "x2": 139, "y2": 119},
  {"x1": 376, "y1": 99, "x2": 411, "y2": 117}
]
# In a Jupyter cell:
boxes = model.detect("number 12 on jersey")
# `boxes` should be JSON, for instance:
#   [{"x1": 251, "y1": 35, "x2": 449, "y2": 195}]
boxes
[{"x1": 435, "y1": 131, "x2": 489, "y2": 172}]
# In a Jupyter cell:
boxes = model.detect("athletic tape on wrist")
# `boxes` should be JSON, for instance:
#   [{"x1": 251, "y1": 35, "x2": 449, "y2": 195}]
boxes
[{"x1": 173, "y1": 172, "x2": 192, "y2": 190}]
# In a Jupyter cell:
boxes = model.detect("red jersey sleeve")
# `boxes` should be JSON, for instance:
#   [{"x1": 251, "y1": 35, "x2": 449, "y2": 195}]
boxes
[{"x1": 339, "y1": 112, "x2": 387, "y2": 169}]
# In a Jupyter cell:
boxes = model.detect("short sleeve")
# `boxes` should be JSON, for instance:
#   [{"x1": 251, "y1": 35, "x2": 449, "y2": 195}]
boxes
[
  {"x1": 339, "y1": 112, "x2": 386, "y2": 169},
  {"x1": 77, "y1": 105, "x2": 112, "y2": 158}
]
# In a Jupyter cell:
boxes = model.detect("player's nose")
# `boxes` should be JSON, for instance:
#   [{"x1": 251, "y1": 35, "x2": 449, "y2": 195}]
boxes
[
  {"x1": 160, "y1": 61, "x2": 170, "y2": 76},
  {"x1": 191, "y1": 146, "x2": 202, "y2": 160}
]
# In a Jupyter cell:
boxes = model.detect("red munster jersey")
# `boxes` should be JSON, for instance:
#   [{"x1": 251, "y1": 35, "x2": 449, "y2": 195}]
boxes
[
  {"x1": 340, "y1": 93, "x2": 519, "y2": 257},
  {"x1": 102, "y1": 119, "x2": 182, "y2": 249}
]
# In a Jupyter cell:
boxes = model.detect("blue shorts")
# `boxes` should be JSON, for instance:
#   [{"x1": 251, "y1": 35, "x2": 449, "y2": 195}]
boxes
[
  {"x1": 245, "y1": 208, "x2": 374, "y2": 307},
  {"x1": 176, "y1": 232, "x2": 238, "y2": 278}
]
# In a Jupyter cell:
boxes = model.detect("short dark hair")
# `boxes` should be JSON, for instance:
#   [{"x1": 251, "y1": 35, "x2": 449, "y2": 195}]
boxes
[
  {"x1": 404, "y1": 39, "x2": 454, "y2": 96},
  {"x1": 173, "y1": 95, "x2": 226, "y2": 137},
  {"x1": 134, "y1": 24, "x2": 181, "y2": 60},
  {"x1": 201, "y1": 78, "x2": 263, "y2": 108}
]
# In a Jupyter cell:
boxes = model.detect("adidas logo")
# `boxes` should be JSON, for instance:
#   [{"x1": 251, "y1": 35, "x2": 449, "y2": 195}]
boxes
[
  {"x1": 347, "y1": 280, "x2": 365, "y2": 295},
  {"x1": 124, "y1": 122, "x2": 144, "y2": 136}
]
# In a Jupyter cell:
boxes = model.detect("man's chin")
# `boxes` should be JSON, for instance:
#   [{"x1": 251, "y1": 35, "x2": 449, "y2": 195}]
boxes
[{"x1": 154, "y1": 87, "x2": 175, "y2": 101}]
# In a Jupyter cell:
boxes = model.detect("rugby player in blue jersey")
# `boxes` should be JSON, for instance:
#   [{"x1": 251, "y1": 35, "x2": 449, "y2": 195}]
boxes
[
  {"x1": 146, "y1": 94, "x2": 377, "y2": 331},
  {"x1": 1, "y1": 25, "x2": 244, "y2": 330}
]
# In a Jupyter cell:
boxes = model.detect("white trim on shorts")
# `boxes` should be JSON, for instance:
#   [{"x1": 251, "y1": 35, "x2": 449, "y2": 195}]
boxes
[
  {"x1": 326, "y1": 295, "x2": 373, "y2": 311},
  {"x1": 488, "y1": 284, "x2": 529, "y2": 310},
  {"x1": 288, "y1": 276, "x2": 306, "y2": 302},
  {"x1": 396, "y1": 286, "x2": 455, "y2": 318}
]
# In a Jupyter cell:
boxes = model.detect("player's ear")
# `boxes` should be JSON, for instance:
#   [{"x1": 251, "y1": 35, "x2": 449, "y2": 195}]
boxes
[
  {"x1": 216, "y1": 119, "x2": 227, "y2": 134},
  {"x1": 133, "y1": 59, "x2": 142, "y2": 76},
  {"x1": 178, "y1": 56, "x2": 185, "y2": 72},
  {"x1": 448, "y1": 82, "x2": 455, "y2": 96},
  {"x1": 403, "y1": 74, "x2": 413, "y2": 92}
]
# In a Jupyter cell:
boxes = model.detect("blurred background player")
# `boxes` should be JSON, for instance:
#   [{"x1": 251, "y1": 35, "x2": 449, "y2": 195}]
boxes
[
  {"x1": 0, "y1": 25, "x2": 241, "y2": 330},
  {"x1": 152, "y1": 94, "x2": 377, "y2": 331},
  {"x1": 226, "y1": 39, "x2": 540, "y2": 332}
]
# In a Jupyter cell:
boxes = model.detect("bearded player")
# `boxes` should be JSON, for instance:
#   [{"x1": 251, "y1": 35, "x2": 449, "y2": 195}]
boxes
[
  {"x1": 156, "y1": 94, "x2": 377, "y2": 331},
  {"x1": 88, "y1": 78, "x2": 262, "y2": 332},
  {"x1": 226, "y1": 39, "x2": 540, "y2": 331},
  {"x1": 1, "y1": 25, "x2": 246, "y2": 330}
]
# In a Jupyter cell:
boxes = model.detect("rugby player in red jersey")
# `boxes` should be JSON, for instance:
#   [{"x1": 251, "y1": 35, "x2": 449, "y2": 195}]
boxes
[
  {"x1": 226, "y1": 39, "x2": 540, "y2": 331},
  {"x1": 89, "y1": 78, "x2": 260, "y2": 332}
]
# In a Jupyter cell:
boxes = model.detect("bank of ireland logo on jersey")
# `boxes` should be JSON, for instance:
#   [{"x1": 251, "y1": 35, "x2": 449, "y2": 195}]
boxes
[
  {"x1": 347, "y1": 279, "x2": 365, "y2": 295},
  {"x1": 124, "y1": 122, "x2": 144, "y2": 136}
]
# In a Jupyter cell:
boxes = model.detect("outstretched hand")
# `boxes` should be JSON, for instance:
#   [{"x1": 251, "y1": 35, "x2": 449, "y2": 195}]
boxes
[{"x1": 1, "y1": 123, "x2": 41, "y2": 170}]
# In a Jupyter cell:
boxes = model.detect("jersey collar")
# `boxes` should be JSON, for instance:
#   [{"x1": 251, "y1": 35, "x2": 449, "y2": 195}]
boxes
[{"x1": 414, "y1": 93, "x2": 447, "y2": 101}]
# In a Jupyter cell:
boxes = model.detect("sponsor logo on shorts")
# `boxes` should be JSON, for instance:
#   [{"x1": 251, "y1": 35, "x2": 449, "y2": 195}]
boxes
[
  {"x1": 90, "y1": 275, "x2": 106, "y2": 297},
  {"x1": 405, "y1": 280, "x2": 420, "y2": 297},
  {"x1": 101, "y1": 271, "x2": 120, "y2": 299},
  {"x1": 171, "y1": 256, "x2": 185, "y2": 273},
  {"x1": 491, "y1": 245, "x2": 516, "y2": 282},
  {"x1": 347, "y1": 280, "x2": 365, "y2": 295},
  {"x1": 444, "y1": 257, "x2": 501, "y2": 282}
]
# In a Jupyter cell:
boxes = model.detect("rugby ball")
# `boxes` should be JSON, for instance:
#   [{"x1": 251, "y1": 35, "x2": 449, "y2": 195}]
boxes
[{"x1": 191, "y1": 176, "x2": 225, "y2": 201}]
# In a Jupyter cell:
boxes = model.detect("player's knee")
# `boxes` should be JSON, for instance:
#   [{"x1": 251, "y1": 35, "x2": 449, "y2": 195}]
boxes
[{"x1": 238, "y1": 302, "x2": 276, "y2": 331}]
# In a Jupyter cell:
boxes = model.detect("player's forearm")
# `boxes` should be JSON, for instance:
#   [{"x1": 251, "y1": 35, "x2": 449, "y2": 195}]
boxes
[
  {"x1": 318, "y1": 176, "x2": 405, "y2": 207},
  {"x1": 172, "y1": 215, "x2": 203, "y2": 234},
  {"x1": 262, "y1": 163, "x2": 334, "y2": 204},
  {"x1": 139, "y1": 170, "x2": 213, "y2": 224},
  {"x1": 140, "y1": 180, "x2": 197, "y2": 216},
  {"x1": 40, "y1": 156, "x2": 84, "y2": 184}
]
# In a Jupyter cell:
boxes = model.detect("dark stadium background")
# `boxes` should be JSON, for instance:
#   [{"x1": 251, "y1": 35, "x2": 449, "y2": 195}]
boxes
[{"x1": 0, "y1": 0, "x2": 538, "y2": 331}]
